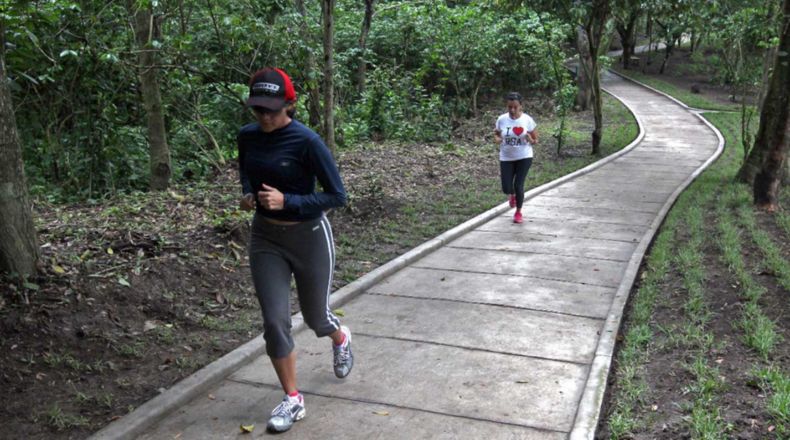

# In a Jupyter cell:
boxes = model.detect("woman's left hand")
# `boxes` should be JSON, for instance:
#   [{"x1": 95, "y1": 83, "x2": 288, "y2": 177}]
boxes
[{"x1": 258, "y1": 184, "x2": 285, "y2": 210}]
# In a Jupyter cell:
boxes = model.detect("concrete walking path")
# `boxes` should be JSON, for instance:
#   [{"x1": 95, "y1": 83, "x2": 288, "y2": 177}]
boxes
[{"x1": 92, "y1": 72, "x2": 723, "y2": 439}]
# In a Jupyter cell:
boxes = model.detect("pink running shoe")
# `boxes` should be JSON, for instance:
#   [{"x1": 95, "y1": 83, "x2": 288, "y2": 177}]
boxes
[
  {"x1": 513, "y1": 211, "x2": 523, "y2": 224},
  {"x1": 508, "y1": 194, "x2": 516, "y2": 208}
]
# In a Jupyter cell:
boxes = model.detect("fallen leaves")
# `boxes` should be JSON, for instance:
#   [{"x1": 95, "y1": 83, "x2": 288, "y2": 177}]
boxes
[
  {"x1": 169, "y1": 191, "x2": 186, "y2": 202},
  {"x1": 372, "y1": 410, "x2": 390, "y2": 416},
  {"x1": 239, "y1": 424, "x2": 255, "y2": 433}
]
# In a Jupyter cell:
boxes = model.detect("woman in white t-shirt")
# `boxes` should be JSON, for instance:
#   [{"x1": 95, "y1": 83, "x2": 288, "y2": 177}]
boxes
[{"x1": 494, "y1": 92, "x2": 538, "y2": 224}]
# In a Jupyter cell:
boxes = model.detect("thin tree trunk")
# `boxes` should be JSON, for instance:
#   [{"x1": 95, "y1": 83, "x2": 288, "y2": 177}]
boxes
[
  {"x1": 745, "y1": 0, "x2": 790, "y2": 210},
  {"x1": 0, "y1": 52, "x2": 39, "y2": 277},
  {"x1": 618, "y1": 12, "x2": 638, "y2": 70},
  {"x1": 644, "y1": 13, "x2": 653, "y2": 72},
  {"x1": 659, "y1": 39, "x2": 672, "y2": 74},
  {"x1": 295, "y1": 0, "x2": 322, "y2": 129},
  {"x1": 758, "y1": 46, "x2": 776, "y2": 112},
  {"x1": 658, "y1": 30, "x2": 680, "y2": 75},
  {"x1": 356, "y1": 0, "x2": 375, "y2": 96},
  {"x1": 587, "y1": 0, "x2": 610, "y2": 155},
  {"x1": 134, "y1": 7, "x2": 171, "y2": 190},
  {"x1": 321, "y1": 0, "x2": 336, "y2": 152},
  {"x1": 575, "y1": 26, "x2": 592, "y2": 111}
]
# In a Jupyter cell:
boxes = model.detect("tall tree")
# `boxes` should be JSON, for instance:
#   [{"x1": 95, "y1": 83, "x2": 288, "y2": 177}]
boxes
[
  {"x1": 613, "y1": 0, "x2": 640, "y2": 69},
  {"x1": 738, "y1": 0, "x2": 790, "y2": 211},
  {"x1": 356, "y1": 0, "x2": 376, "y2": 95},
  {"x1": 133, "y1": 3, "x2": 172, "y2": 190},
  {"x1": 321, "y1": 0, "x2": 336, "y2": 152},
  {"x1": 585, "y1": 0, "x2": 612, "y2": 155},
  {"x1": 0, "y1": 50, "x2": 39, "y2": 277},
  {"x1": 574, "y1": 25, "x2": 593, "y2": 110},
  {"x1": 295, "y1": 0, "x2": 323, "y2": 129},
  {"x1": 503, "y1": 0, "x2": 611, "y2": 153}
]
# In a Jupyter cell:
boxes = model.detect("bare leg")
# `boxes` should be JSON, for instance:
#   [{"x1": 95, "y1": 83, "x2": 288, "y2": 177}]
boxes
[
  {"x1": 329, "y1": 328, "x2": 344, "y2": 345},
  {"x1": 271, "y1": 352, "x2": 298, "y2": 394}
]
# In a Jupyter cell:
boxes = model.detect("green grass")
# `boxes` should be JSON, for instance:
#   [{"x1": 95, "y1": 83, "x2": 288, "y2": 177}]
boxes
[
  {"x1": 755, "y1": 367, "x2": 790, "y2": 437},
  {"x1": 114, "y1": 341, "x2": 145, "y2": 358},
  {"x1": 198, "y1": 314, "x2": 253, "y2": 332},
  {"x1": 40, "y1": 404, "x2": 90, "y2": 431},
  {"x1": 706, "y1": 112, "x2": 784, "y2": 361},
  {"x1": 777, "y1": 211, "x2": 790, "y2": 238},
  {"x1": 715, "y1": 190, "x2": 779, "y2": 358},
  {"x1": 611, "y1": 67, "x2": 739, "y2": 112},
  {"x1": 735, "y1": 204, "x2": 790, "y2": 291}
]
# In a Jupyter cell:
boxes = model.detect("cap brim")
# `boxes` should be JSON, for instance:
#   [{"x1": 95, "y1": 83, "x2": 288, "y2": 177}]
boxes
[{"x1": 246, "y1": 95, "x2": 286, "y2": 110}]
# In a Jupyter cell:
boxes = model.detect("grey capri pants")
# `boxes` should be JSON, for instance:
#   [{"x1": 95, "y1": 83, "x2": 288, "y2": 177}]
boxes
[{"x1": 248, "y1": 213, "x2": 341, "y2": 358}]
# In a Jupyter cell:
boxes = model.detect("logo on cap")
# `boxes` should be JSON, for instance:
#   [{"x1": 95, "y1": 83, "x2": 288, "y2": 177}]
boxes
[{"x1": 252, "y1": 82, "x2": 281, "y2": 95}]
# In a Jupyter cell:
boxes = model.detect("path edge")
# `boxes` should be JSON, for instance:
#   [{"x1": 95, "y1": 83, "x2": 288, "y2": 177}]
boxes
[
  {"x1": 88, "y1": 87, "x2": 646, "y2": 440},
  {"x1": 569, "y1": 71, "x2": 726, "y2": 440}
]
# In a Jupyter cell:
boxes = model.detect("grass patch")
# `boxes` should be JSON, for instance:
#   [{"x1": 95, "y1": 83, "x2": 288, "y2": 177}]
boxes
[
  {"x1": 755, "y1": 366, "x2": 790, "y2": 437},
  {"x1": 776, "y1": 211, "x2": 790, "y2": 238},
  {"x1": 39, "y1": 404, "x2": 90, "y2": 431},
  {"x1": 735, "y1": 203, "x2": 790, "y2": 291},
  {"x1": 707, "y1": 112, "x2": 784, "y2": 361},
  {"x1": 198, "y1": 314, "x2": 254, "y2": 333}
]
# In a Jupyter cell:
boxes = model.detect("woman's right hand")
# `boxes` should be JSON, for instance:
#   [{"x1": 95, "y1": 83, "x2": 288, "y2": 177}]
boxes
[{"x1": 240, "y1": 193, "x2": 255, "y2": 211}]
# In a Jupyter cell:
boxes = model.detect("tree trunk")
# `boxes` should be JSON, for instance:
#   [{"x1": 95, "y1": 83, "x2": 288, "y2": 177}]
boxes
[
  {"x1": 587, "y1": 0, "x2": 610, "y2": 155},
  {"x1": 0, "y1": 52, "x2": 39, "y2": 277},
  {"x1": 644, "y1": 13, "x2": 653, "y2": 72},
  {"x1": 618, "y1": 12, "x2": 638, "y2": 70},
  {"x1": 356, "y1": 0, "x2": 375, "y2": 96},
  {"x1": 744, "y1": 0, "x2": 790, "y2": 210},
  {"x1": 295, "y1": 0, "x2": 323, "y2": 129},
  {"x1": 658, "y1": 30, "x2": 681, "y2": 75},
  {"x1": 134, "y1": 7, "x2": 171, "y2": 190},
  {"x1": 321, "y1": 0, "x2": 336, "y2": 152},
  {"x1": 575, "y1": 26, "x2": 592, "y2": 111},
  {"x1": 757, "y1": 46, "x2": 776, "y2": 112}
]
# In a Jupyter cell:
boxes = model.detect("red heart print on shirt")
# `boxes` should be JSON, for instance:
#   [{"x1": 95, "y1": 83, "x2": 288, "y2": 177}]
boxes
[{"x1": 513, "y1": 126, "x2": 524, "y2": 136}]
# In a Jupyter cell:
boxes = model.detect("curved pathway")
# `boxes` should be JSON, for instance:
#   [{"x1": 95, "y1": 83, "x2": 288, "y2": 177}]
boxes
[{"x1": 95, "y1": 72, "x2": 722, "y2": 439}]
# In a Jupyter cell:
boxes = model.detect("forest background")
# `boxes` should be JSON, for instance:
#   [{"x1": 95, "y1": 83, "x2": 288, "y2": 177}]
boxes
[{"x1": 1, "y1": 0, "x2": 788, "y2": 438}]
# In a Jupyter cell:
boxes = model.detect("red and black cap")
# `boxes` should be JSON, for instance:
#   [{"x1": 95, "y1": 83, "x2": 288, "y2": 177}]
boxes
[{"x1": 246, "y1": 67, "x2": 296, "y2": 110}]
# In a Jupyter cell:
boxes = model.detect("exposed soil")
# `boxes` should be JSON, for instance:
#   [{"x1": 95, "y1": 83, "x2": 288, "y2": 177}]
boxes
[
  {"x1": 0, "y1": 94, "x2": 623, "y2": 439},
  {"x1": 598, "y1": 203, "x2": 790, "y2": 439},
  {"x1": 598, "y1": 49, "x2": 789, "y2": 439}
]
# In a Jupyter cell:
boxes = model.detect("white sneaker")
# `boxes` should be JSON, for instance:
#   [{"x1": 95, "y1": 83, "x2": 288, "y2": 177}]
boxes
[
  {"x1": 333, "y1": 326, "x2": 354, "y2": 378},
  {"x1": 266, "y1": 394, "x2": 305, "y2": 433}
]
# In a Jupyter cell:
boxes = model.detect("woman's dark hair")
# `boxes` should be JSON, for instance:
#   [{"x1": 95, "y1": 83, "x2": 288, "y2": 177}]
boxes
[{"x1": 505, "y1": 92, "x2": 523, "y2": 103}]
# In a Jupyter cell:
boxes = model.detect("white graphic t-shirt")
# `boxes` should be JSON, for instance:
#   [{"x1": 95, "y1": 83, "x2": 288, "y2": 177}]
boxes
[{"x1": 495, "y1": 113, "x2": 537, "y2": 161}]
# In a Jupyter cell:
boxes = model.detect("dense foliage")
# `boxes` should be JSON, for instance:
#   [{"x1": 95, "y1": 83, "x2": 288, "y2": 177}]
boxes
[
  {"x1": 3, "y1": 0, "x2": 783, "y2": 201},
  {"x1": 3, "y1": 0, "x2": 567, "y2": 201}
]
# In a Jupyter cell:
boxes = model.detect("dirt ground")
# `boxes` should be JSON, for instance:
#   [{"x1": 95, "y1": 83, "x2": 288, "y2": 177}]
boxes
[
  {"x1": 0, "y1": 91, "x2": 620, "y2": 439},
  {"x1": 597, "y1": 49, "x2": 789, "y2": 439},
  {"x1": 598, "y1": 212, "x2": 790, "y2": 439}
]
